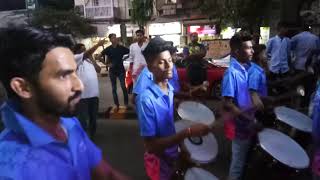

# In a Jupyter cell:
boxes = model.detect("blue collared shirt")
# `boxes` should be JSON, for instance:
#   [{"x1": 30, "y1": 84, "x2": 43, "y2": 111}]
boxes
[
  {"x1": 0, "y1": 102, "x2": 102, "y2": 180},
  {"x1": 312, "y1": 83, "x2": 320, "y2": 145},
  {"x1": 222, "y1": 57, "x2": 254, "y2": 139},
  {"x1": 248, "y1": 62, "x2": 267, "y2": 97},
  {"x1": 133, "y1": 66, "x2": 180, "y2": 95},
  {"x1": 291, "y1": 31, "x2": 320, "y2": 70},
  {"x1": 136, "y1": 82, "x2": 178, "y2": 158},
  {"x1": 266, "y1": 35, "x2": 291, "y2": 73}
]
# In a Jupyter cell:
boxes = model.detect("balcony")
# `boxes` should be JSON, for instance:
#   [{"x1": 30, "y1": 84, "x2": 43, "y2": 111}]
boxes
[
  {"x1": 85, "y1": 6, "x2": 119, "y2": 19},
  {"x1": 159, "y1": 3, "x2": 177, "y2": 16}
]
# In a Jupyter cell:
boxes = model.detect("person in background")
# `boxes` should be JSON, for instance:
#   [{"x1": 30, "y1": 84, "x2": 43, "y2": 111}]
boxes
[
  {"x1": 291, "y1": 25, "x2": 320, "y2": 72},
  {"x1": 136, "y1": 37, "x2": 210, "y2": 180},
  {"x1": 266, "y1": 22, "x2": 291, "y2": 80},
  {"x1": 73, "y1": 40, "x2": 105, "y2": 139},
  {"x1": 221, "y1": 32, "x2": 256, "y2": 180},
  {"x1": 99, "y1": 33, "x2": 130, "y2": 110},
  {"x1": 128, "y1": 29, "x2": 148, "y2": 83},
  {"x1": 0, "y1": 26, "x2": 129, "y2": 180}
]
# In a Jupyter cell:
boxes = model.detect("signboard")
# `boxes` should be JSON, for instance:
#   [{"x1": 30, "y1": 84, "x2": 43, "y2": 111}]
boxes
[
  {"x1": 149, "y1": 22, "x2": 181, "y2": 35},
  {"x1": 204, "y1": 39, "x2": 230, "y2": 59}
]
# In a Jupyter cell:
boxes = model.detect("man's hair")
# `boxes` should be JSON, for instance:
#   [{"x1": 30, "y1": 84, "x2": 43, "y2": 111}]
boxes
[
  {"x1": 252, "y1": 44, "x2": 266, "y2": 62},
  {"x1": 142, "y1": 37, "x2": 175, "y2": 64},
  {"x1": 73, "y1": 43, "x2": 85, "y2": 54},
  {"x1": 190, "y1": 32, "x2": 198, "y2": 37},
  {"x1": 0, "y1": 26, "x2": 71, "y2": 98},
  {"x1": 229, "y1": 32, "x2": 253, "y2": 51},
  {"x1": 135, "y1": 29, "x2": 144, "y2": 35},
  {"x1": 277, "y1": 21, "x2": 289, "y2": 30},
  {"x1": 108, "y1": 33, "x2": 116, "y2": 39}
]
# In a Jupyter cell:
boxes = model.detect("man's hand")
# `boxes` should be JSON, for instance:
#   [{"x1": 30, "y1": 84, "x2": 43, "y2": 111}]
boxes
[
  {"x1": 188, "y1": 123, "x2": 210, "y2": 137},
  {"x1": 97, "y1": 39, "x2": 107, "y2": 46}
]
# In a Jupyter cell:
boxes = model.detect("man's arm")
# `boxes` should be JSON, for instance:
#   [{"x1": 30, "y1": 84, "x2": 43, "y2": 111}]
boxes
[
  {"x1": 92, "y1": 160, "x2": 130, "y2": 180},
  {"x1": 83, "y1": 39, "x2": 106, "y2": 59}
]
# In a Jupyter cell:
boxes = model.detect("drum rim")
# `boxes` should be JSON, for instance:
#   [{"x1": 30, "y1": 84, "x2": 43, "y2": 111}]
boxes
[
  {"x1": 177, "y1": 101, "x2": 215, "y2": 125},
  {"x1": 274, "y1": 106, "x2": 312, "y2": 133},
  {"x1": 258, "y1": 128, "x2": 310, "y2": 169},
  {"x1": 185, "y1": 167, "x2": 219, "y2": 180}
]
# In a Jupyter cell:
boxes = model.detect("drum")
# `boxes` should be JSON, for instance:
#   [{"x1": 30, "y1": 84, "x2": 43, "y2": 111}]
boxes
[
  {"x1": 177, "y1": 101, "x2": 215, "y2": 125},
  {"x1": 274, "y1": 106, "x2": 312, "y2": 133},
  {"x1": 175, "y1": 120, "x2": 218, "y2": 164},
  {"x1": 258, "y1": 128, "x2": 309, "y2": 169},
  {"x1": 185, "y1": 167, "x2": 219, "y2": 180}
]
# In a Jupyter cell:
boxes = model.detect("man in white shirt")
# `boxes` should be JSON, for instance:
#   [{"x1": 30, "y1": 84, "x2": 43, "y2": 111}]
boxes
[
  {"x1": 291, "y1": 25, "x2": 320, "y2": 71},
  {"x1": 73, "y1": 40, "x2": 105, "y2": 139},
  {"x1": 128, "y1": 29, "x2": 148, "y2": 83}
]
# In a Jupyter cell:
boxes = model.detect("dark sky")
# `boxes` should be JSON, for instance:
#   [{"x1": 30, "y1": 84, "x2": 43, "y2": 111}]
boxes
[{"x1": 0, "y1": 0, "x2": 26, "y2": 11}]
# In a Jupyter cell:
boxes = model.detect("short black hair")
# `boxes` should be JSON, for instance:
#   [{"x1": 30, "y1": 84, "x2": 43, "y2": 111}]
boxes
[
  {"x1": 73, "y1": 43, "x2": 85, "y2": 54},
  {"x1": 252, "y1": 44, "x2": 266, "y2": 62},
  {"x1": 108, "y1": 33, "x2": 116, "y2": 39},
  {"x1": 277, "y1": 21, "x2": 289, "y2": 30},
  {"x1": 142, "y1": 37, "x2": 175, "y2": 64},
  {"x1": 135, "y1": 29, "x2": 144, "y2": 35},
  {"x1": 0, "y1": 26, "x2": 71, "y2": 99},
  {"x1": 229, "y1": 31, "x2": 253, "y2": 51}
]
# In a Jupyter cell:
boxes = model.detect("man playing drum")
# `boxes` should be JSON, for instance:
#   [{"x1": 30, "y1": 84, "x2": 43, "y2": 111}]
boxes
[
  {"x1": 221, "y1": 32, "x2": 258, "y2": 180},
  {"x1": 136, "y1": 37, "x2": 210, "y2": 180}
]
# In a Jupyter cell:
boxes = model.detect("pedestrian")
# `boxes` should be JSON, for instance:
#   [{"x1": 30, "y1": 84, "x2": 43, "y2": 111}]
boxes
[
  {"x1": 266, "y1": 22, "x2": 291, "y2": 80},
  {"x1": 0, "y1": 26, "x2": 129, "y2": 180},
  {"x1": 128, "y1": 29, "x2": 148, "y2": 83},
  {"x1": 136, "y1": 37, "x2": 210, "y2": 180},
  {"x1": 99, "y1": 33, "x2": 130, "y2": 111},
  {"x1": 73, "y1": 40, "x2": 105, "y2": 139},
  {"x1": 221, "y1": 32, "x2": 257, "y2": 180}
]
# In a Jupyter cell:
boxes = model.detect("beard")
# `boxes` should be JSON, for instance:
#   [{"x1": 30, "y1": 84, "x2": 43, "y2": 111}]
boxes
[{"x1": 33, "y1": 85, "x2": 81, "y2": 117}]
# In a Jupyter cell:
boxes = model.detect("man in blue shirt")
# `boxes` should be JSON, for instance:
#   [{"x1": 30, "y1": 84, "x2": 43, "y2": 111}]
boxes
[
  {"x1": 136, "y1": 37, "x2": 210, "y2": 180},
  {"x1": 221, "y1": 32, "x2": 256, "y2": 180},
  {"x1": 0, "y1": 26, "x2": 129, "y2": 180},
  {"x1": 266, "y1": 22, "x2": 291, "y2": 80}
]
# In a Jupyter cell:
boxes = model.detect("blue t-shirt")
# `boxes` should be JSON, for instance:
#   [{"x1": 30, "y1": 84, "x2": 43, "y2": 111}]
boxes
[
  {"x1": 133, "y1": 66, "x2": 180, "y2": 95},
  {"x1": 312, "y1": 84, "x2": 320, "y2": 145},
  {"x1": 0, "y1": 102, "x2": 102, "y2": 180},
  {"x1": 222, "y1": 57, "x2": 254, "y2": 139},
  {"x1": 136, "y1": 82, "x2": 178, "y2": 158},
  {"x1": 248, "y1": 62, "x2": 267, "y2": 97}
]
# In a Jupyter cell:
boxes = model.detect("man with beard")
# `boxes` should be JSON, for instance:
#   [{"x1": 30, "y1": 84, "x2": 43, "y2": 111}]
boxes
[{"x1": 0, "y1": 26, "x2": 129, "y2": 180}]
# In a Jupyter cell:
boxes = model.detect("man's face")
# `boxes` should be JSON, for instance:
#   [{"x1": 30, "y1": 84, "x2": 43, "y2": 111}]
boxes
[
  {"x1": 32, "y1": 47, "x2": 83, "y2": 117},
  {"x1": 190, "y1": 33, "x2": 198, "y2": 43},
  {"x1": 110, "y1": 35, "x2": 118, "y2": 45},
  {"x1": 148, "y1": 50, "x2": 173, "y2": 81},
  {"x1": 238, "y1": 41, "x2": 254, "y2": 63},
  {"x1": 136, "y1": 32, "x2": 144, "y2": 43}
]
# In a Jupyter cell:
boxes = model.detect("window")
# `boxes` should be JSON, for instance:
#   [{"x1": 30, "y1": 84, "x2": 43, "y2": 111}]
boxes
[{"x1": 93, "y1": 0, "x2": 99, "y2": 6}]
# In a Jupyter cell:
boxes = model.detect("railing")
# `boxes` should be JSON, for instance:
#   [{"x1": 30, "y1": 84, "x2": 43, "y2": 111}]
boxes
[{"x1": 85, "y1": 6, "x2": 114, "y2": 19}]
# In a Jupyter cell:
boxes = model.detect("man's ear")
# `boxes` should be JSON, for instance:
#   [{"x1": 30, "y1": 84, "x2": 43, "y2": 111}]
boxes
[{"x1": 10, "y1": 77, "x2": 33, "y2": 99}]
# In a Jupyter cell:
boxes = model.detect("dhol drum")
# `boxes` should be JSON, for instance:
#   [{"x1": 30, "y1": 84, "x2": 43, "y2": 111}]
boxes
[
  {"x1": 184, "y1": 167, "x2": 219, "y2": 180},
  {"x1": 175, "y1": 120, "x2": 218, "y2": 164},
  {"x1": 246, "y1": 128, "x2": 310, "y2": 179},
  {"x1": 274, "y1": 106, "x2": 312, "y2": 148},
  {"x1": 177, "y1": 101, "x2": 215, "y2": 126}
]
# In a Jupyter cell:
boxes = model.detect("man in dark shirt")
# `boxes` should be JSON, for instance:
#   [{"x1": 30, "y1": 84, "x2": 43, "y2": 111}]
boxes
[{"x1": 100, "y1": 34, "x2": 130, "y2": 109}]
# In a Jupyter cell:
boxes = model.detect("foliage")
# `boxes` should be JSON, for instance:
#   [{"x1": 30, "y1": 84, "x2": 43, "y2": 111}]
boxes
[
  {"x1": 30, "y1": 8, "x2": 96, "y2": 37},
  {"x1": 200, "y1": 0, "x2": 271, "y2": 31},
  {"x1": 130, "y1": 0, "x2": 154, "y2": 29}
]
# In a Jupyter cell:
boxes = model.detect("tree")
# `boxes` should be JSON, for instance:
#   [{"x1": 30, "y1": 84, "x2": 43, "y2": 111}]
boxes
[
  {"x1": 200, "y1": 0, "x2": 271, "y2": 32},
  {"x1": 30, "y1": 8, "x2": 96, "y2": 37},
  {"x1": 130, "y1": 0, "x2": 154, "y2": 29}
]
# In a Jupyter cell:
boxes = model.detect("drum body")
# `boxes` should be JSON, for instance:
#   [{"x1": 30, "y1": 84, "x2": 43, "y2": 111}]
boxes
[{"x1": 184, "y1": 167, "x2": 219, "y2": 180}]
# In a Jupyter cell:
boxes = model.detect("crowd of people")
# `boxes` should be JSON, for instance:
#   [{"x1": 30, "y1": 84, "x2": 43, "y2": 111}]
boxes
[{"x1": 0, "y1": 22, "x2": 319, "y2": 180}]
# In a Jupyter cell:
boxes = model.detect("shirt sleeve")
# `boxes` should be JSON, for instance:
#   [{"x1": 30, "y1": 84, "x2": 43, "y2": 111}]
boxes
[
  {"x1": 128, "y1": 44, "x2": 134, "y2": 62},
  {"x1": 101, "y1": 47, "x2": 108, "y2": 56},
  {"x1": 84, "y1": 134, "x2": 103, "y2": 169},
  {"x1": 136, "y1": 95, "x2": 156, "y2": 137},
  {"x1": 248, "y1": 70, "x2": 261, "y2": 91},
  {"x1": 266, "y1": 39, "x2": 273, "y2": 60},
  {"x1": 221, "y1": 70, "x2": 235, "y2": 98},
  {"x1": 122, "y1": 46, "x2": 130, "y2": 55}
]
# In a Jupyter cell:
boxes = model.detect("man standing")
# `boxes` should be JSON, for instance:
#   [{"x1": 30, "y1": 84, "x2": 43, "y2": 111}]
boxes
[
  {"x1": 136, "y1": 37, "x2": 210, "y2": 180},
  {"x1": 266, "y1": 22, "x2": 291, "y2": 80},
  {"x1": 222, "y1": 32, "x2": 256, "y2": 180},
  {"x1": 128, "y1": 29, "x2": 148, "y2": 82},
  {"x1": 100, "y1": 34, "x2": 130, "y2": 110},
  {"x1": 0, "y1": 26, "x2": 129, "y2": 180},
  {"x1": 73, "y1": 41, "x2": 105, "y2": 139},
  {"x1": 291, "y1": 25, "x2": 320, "y2": 72}
]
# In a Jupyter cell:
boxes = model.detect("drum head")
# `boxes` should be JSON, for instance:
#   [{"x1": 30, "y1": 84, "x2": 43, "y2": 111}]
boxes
[
  {"x1": 274, "y1": 106, "x2": 312, "y2": 133},
  {"x1": 185, "y1": 167, "x2": 219, "y2": 180},
  {"x1": 178, "y1": 101, "x2": 215, "y2": 125},
  {"x1": 174, "y1": 120, "x2": 218, "y2": 164},
  {"x1": 258, "y1": 128, "x2": 310, "y2": 169}
]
